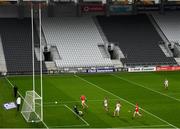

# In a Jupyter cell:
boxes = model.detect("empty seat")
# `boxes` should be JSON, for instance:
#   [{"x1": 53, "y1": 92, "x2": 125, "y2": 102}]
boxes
[
  {"x1": 152, "y1": 12, "x2": 180, "y2": 44},
  {"x1": 97, "y1": 14, "x2": 177, "y2": 66},
  {"x1": 42, "y1": 17, "x2": 113, "y2": 68},
  {"x1": 0, "y1": 18, "x2": 46, "y2": 73}
]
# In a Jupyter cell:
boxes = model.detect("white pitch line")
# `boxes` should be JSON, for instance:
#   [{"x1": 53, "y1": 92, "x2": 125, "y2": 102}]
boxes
[
  {"x1": 74, "y1": 75, "x2": 178, "y2": 129},
  {"x1": 49, "y1": 124, "x2": 88, "y2": 128},
  {"x1": 43, "y1": 98, "x2": 119, "y2": 107},
  {"x1": 44, "y1": 98, "x2": 118, "y2": 105},
  {"x1": 111, "y1": 74, "x2": 180, "y2": 102},
  {"x1": 5, "y1": 77, "x2": 49, "y2": 129},
  {"x1": 43, "y1": 104, "x2": 65, "y2": 107},
  {"x1": 64, "y1": 104, "x2": 90, "y2": 126},
  {"x1": 5, "y1": 77, "x2": 25, "y2": 100}
]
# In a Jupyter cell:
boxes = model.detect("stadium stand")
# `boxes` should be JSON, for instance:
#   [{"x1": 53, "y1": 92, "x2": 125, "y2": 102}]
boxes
[
  {"x1": 97, "y1": 14, "x2": 177, "y2": 66},
  {"x1": 42, "y1": 17, "x2": 113, "y2": 68},
  {"x1": 0, "y1": 18, "x2": 46, "y2": 73},
  {"x1": 152, "y1": 12, "x2": 180, "y2": 45},
  {"x1": 0, "y1": 5, "x2": 18, "y2": 18}
]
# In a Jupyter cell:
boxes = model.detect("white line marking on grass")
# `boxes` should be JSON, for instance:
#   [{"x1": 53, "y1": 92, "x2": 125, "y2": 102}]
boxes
[
  {"x1": 5, "y1": 77, "x2": 49, "y2": 129},
  {"x1": 74, "y1": 75, "x2": 178, "y2": 129},
  {"x1": 44, "y1": 98, "x2": 118, "y2": 105},
  {"x1": 111, "y1": 74, "x2": 180, "y2": 103},
  {"x1": 43, "y1": 104, "x2": 65, "y2": 107},
  {"x1": 49, "y1": 124, "x2": 88, "y2": 128},
  {"x1": 64, "y1": 104, "x2": 90, "y2": 126},
  {"x1": 44, "y1": 99, "x2": 119, "y2": 107}
]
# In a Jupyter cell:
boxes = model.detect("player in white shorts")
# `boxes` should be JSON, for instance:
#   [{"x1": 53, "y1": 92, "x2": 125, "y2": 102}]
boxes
[
  {"x1": 103, "y1": 97, "x2": 108, "y2": 112},
  {"x1": 114, "y1": 101, "x2": 121, "y2": 116},
  {"x1": 80, "y1": 95, "x2": 88, "y2": 109},
  {"x1": 164, "y1": 79, "x2": 168, "y2": 90},
  {"x1": 132, "y1": 103, "x2": 142, "y2": 119}
]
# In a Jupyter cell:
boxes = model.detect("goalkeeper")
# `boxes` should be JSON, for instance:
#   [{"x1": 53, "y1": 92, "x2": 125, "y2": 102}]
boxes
[{"x1": 73, "y1": 105, "x2": 83, "y2": 116}]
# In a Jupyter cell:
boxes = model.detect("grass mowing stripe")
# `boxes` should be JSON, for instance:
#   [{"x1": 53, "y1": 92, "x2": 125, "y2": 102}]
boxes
[
  {"x1": 75, "y1": 75, "x2": 178, "y2": 129},
  {"x1": 111, "y1": 74, "x2": 180, "y2": 102},
  {"x1": 5, "y1": 77, "x2": 49, "y2": 129},
  {"x1": 121, "y1": 124, "x2": 171, "y2": 128},
  {"x1": 64, "y1": 104, "x2": 90, "y2": 126}
]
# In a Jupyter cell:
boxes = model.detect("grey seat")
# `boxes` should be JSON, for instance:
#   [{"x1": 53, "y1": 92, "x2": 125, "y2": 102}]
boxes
[
  {"x1": 0, "y1": 18, "x2": 47, "y2": 73},
  {"x1": 97, "y1": 14, "x2": 177, "y2": 66}
]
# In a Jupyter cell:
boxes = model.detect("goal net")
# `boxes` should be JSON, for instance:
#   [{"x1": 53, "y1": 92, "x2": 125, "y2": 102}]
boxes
[{"x1": 21, "y1": 90, "x2": 42, "y2": 123}]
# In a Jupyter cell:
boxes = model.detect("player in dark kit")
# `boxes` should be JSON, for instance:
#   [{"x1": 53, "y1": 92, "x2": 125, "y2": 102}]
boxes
[
  {"x1": 73, "y1": 105, "x2": 79, "y2": 115},
  {"x1": 73, "y1": 105, "x2": 83, "y2": 116},
  {"x1": 13, "y1": 85, "x2": 18, "y2": 98}
]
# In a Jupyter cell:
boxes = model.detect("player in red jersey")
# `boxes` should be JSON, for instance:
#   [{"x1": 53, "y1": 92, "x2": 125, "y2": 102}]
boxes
[
  {"x1": 132, "y1": 103, "x2": 142, "y2": 119},
  {"x1": 80, "y1": 95, "x2": 88, "y2": 109}
]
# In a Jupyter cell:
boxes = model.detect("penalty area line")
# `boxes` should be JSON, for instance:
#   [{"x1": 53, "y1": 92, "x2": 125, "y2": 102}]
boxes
[
  {"x1": 74, "y1": 75, "x2": 178, "y2": 129},
  {"x1": 5, "y1": 77, "x2": 49, "y2": 129},
  {"x1": 48, "y1": 124, "x2": 89, "y2": 128},
  {"x1": 44, "y1": 98, "x2": 119, "y2": 105},
  {"x1": 64, "y1": 104, "x2": 90, "y2": 126}
]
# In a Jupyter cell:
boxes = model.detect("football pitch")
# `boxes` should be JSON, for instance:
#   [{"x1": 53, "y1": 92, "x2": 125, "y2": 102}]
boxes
[{"x1": 0, "y1": 71, "x2": 180, "y2": 128}]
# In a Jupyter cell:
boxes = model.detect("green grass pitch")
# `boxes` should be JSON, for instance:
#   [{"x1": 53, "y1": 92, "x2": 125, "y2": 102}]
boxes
[{"x1": 0, "y1": 71, "x2": 180, "y2": 128}]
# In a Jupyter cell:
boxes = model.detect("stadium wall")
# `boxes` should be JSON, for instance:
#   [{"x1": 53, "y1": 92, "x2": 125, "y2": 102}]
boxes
[
  {"x1": 128, "y1": 66, "x2": 180, "y2": 72},
  {"x1": 156, "y1": 66, "x2": 180, "y2": 71}
]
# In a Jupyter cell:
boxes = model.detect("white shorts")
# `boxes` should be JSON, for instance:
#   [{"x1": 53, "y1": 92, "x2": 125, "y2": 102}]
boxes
[
  {"x1": 135, "y1": 111, "x2": 139, "y2": 114},
  {"x1": 115, "y1": 107, "x2": 120, "y2": 112},
  {"x1": 81, "y1": 100, "x2": 85, "y2": 105},
  {"x1": 104, "y1": 103, "x2": 108, "y2": 107}
]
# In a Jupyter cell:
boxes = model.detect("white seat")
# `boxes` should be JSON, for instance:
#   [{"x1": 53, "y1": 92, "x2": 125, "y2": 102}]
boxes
[
  {"x1": 153, "y1": 12, "x2": 180, "y2": 45},
  {"x1": 42, "y1": 17, "x2": 112, "y2": 68}
]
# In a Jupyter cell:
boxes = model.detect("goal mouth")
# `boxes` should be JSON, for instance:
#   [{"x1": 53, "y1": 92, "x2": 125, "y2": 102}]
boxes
[{"x1": 21, "y1": 90, "x2": 42, "y2": 123}]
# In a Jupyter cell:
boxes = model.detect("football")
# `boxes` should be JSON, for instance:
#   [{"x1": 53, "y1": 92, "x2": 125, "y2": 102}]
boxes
[{"x1": 79, "y1": 111, "x2": 83, "y2": 115}]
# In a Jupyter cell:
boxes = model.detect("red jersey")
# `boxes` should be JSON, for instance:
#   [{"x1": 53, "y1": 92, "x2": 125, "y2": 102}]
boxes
[
  {"x1": 135, "y1": 105, "x2": 139, "y2": 112},
  {"x1": 80, "y1": 95, "x2": 86, "y2": 101}
]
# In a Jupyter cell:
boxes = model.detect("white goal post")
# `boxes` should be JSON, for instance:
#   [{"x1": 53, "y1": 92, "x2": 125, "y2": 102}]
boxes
[
  {"x1": 21, "y1": 90, "x2": 42, "y2": 123},
  {"x1": 21, "y1": 3, "x2": 44, "y2": 123}
]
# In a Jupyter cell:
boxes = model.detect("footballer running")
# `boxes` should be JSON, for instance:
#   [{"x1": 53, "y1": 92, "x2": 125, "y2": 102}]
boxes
[
  {"x1": 80, "y1": 95, "x2": 88, "y2": 109},
  {"x1": 132, "y1": 103, "x2": 142, "y2": 119},
  {"x1": 164, "y1": 78, "x2": 169, "y2": 90},
  {"x1": 113, "y1": 101, "x2": 121, "y2": 116},
  {"x1": 103, "y1": 97, "x2": 108, "y2": 112}
]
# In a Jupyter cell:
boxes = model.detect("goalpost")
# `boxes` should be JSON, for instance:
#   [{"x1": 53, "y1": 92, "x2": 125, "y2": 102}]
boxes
[{"x1": 21, "y1": 2, "x2": 43, "y2": 123}]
